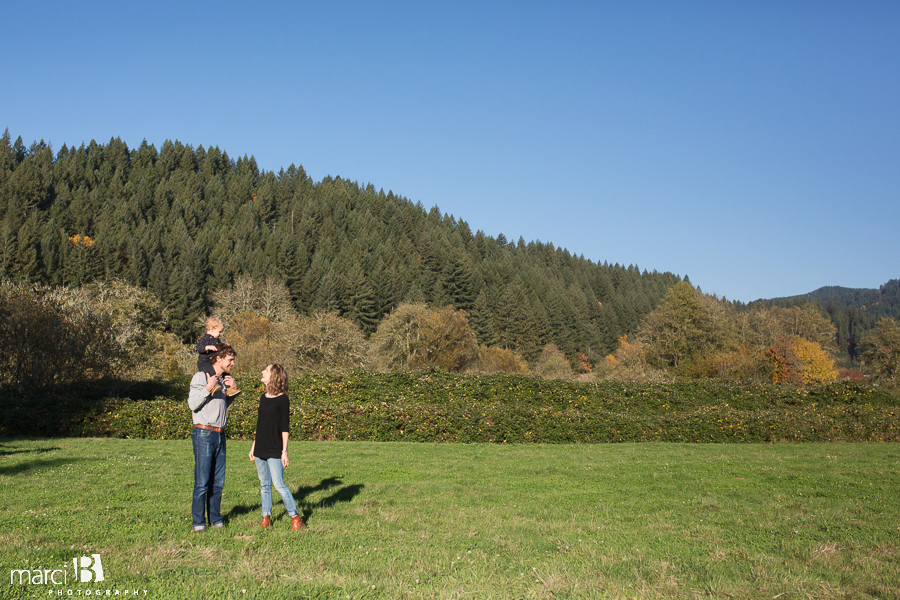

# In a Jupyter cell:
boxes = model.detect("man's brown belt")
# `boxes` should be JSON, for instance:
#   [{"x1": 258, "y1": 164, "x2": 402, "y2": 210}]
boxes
[{"x1": 194, "y1": 424, "x2": 224, "y2": 433}]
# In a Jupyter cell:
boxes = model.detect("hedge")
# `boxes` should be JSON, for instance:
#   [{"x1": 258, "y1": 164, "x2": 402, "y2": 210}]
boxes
[{"x1": 1, "y1": 371, "x2": 898, "y2": 443}]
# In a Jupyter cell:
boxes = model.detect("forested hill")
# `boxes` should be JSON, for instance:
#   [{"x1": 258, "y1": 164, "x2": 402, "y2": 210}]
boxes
[
  {"x1": 0, "y1": 131, "x2": 682, "y2": 363},
  {"x1": 750, "y1": 279, "x2": 900, "y2": 364},
  {"x1": 776, "y1": 281, "x2": 900, "y2": 316}
]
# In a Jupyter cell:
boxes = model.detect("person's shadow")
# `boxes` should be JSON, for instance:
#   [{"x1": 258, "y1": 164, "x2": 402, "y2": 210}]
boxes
[
  {"x1": 226, "y1": 476, "x2": 364, "y2": 526},
  {"x1": 0, "y1": 444, "x2": 78, "y2": 476},
  {"x1": 296, "y1": 478, "x2": 365, "y2": 525}
]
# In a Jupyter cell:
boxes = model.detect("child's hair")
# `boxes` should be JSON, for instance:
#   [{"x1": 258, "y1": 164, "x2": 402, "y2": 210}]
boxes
[
  {"x1": 206, "y1": 316, "x2": 224, "y2": 332},
  {"x1": 266, "y1": 363, "x2": 288, "y2": 396}
]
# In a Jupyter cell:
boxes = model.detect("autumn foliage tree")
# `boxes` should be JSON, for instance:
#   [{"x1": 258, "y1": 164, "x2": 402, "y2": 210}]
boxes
[
  {"x1": 605, "y1": 334, "x2": 668, "y2": 383},
  {"x1": 0, "y1": 280, "x2": 119, "y2": 390},
  {"x1": 859, "y1": 317, "x2": 900, "y2": 386},
  {"x1": 370, "y1": 303, "x2": 479, "y2": 372},
  {"x1": 765, "y1": 337, "x2": 838, "y2": 385},
  {"x1": 468, "y1": 345, "x2": 529, "y2": 375},
  {"x1": 533, "y1": 343, "x2": 573, "y2": 380},
  {"x1": 791, "y1": 337, "x2": 839, "y2": 385},
  {"x1": 621, "y1": 282, "x2": 840, "y2": 385},
  {"x1": 639, "y1": 282, "x2": 735, "y2": 375},
  {"x1": 282, "y1": 310, "x2": 369, "y2": 372}
]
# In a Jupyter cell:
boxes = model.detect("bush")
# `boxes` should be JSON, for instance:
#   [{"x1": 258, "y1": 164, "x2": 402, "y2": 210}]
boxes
[
  {"x1": 839, "y1": 369, "x2": 865, "y2": 383},
  {"x1": 467, "y1": 345, "x2": 529, "y2": 375},
  {"x1": 0, "y1": 280, "x2": 120, "y2": 390},
  {"x1": 533, "y1": 343, "x2": 573, "y2": 380},
  {"x1": 370, "y1": 304, "x2": 478, "y2": 372},
  {"x1": 766, "y1": 337, "x2": 837, "y2": 386},
  {"x1": 282, "y1": 310, "x2": 370, "y2": 372},
  {"x1": 605, "y1": 335, "x2": 669, "y2": 383}
]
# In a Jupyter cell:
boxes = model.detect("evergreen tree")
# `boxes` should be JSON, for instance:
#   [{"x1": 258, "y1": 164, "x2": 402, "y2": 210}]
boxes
[
  {"x1": 312, "y1": 273, "x2": 343, "y2": 314},
  {"x1": 344, "y1": 266, "x2": 380, "y2": 335},
  {"x1": 443, "y1": 250, "x2": 475, "y2": 313}
]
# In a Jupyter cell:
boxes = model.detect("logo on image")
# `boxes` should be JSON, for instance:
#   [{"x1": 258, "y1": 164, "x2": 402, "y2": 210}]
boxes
[{"x1": 76, "y1": 554, "x2": 104, "y2": 583}]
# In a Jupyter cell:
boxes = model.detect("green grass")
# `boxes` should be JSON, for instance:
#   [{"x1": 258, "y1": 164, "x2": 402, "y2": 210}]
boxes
[{"x1": 2, "y1": 438, "x2": 899, "y2": 599}]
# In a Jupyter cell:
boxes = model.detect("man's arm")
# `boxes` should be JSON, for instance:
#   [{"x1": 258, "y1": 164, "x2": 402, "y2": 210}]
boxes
[{"x1": 188, "y1": 372, "x2": 213, "y2": 413}]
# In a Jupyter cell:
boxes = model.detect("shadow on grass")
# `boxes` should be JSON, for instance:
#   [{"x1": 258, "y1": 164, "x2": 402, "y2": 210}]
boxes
[
  {"x1": 291, "y1": 477, "x2": 365, "y2": 525},
  {"x1": 224, "y1": 477, "x2": 364, "y2": 526},
  {"x1": 0, "y1": 457, "x2": 90, "y2": 476},
  {"x1": 0, "y1": 442, "x2": 61, "y2": 457},
  {"x1": 225, "y1": 501, "x2": 262, "y2": 522}
]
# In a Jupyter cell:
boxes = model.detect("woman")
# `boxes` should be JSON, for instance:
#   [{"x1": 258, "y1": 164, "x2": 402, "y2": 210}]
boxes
[{"x1": 248, "y1": 363, "x2": 304, "y2": 531}]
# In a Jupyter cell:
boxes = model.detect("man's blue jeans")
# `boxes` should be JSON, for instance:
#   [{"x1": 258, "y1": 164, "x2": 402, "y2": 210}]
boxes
[
  {"x1": 192, "y1": 427, "x2": 226, "y2": 529},
  {"x1": 255, "y1": 457, "x2": 299, "y2": 518}
]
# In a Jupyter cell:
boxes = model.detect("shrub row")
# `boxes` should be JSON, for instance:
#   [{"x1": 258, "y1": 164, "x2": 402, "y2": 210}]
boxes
[{"x1": 1, "y1": 371, "x2": 898, "y2": 443}]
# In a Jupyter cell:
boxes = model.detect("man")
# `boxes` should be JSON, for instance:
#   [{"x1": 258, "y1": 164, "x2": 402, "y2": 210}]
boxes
[{"x1": 187, "y1": 343, "x2": 240, "y2": 533}]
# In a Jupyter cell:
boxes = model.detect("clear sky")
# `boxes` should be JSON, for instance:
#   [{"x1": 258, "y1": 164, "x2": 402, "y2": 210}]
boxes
[{"x1": 4, "y1": 1, "x2": 898, "y2": 302}]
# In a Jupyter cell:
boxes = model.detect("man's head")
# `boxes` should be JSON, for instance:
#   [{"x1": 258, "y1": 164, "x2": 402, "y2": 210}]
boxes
[{"x1": 212, "y1": 344, "x2": 237, "y2": 375}]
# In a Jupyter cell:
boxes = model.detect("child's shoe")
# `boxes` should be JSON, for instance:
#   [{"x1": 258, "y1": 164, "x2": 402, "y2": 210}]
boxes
[{"x1": 226, "y1": 387, "x2": 242, "y2": 398}]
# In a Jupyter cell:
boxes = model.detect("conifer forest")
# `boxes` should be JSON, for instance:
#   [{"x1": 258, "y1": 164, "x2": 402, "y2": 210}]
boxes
[
  {"x1": 1, "y1": 131, "x2": 898, "y2": 385},
  {"x1": 0, "y1": 132, "x2": 683, "y2": 363}
]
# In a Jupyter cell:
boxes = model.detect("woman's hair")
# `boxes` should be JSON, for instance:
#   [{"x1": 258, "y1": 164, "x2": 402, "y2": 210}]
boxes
[
  {"x1": 206, "y1": 316, "x2": 224, "y2": 331},
  {"x1": 266, "y1": 363, "x2": 288, "y2": 396}
]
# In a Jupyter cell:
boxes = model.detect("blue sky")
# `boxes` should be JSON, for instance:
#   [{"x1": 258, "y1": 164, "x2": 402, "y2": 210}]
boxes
[{"x1": 4, "y1": 1, "x2": 898, "y2": 302}]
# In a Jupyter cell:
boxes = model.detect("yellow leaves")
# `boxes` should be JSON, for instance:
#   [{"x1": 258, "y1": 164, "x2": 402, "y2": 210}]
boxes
[
  {"x1": 767, "y1": 337, "x2": 837, "y2": 386},
  {"x1": 792, "y1": 337, "x2": 839, "y2": 386},
  {"x1": 68, "y1": 233, "x2": 95, "y2": 247}
]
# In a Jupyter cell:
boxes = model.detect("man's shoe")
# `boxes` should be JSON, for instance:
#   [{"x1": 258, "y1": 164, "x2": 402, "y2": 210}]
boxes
[
  {"x1": 291, "y1": 515, "x2": 305, "y2": 531},
  {"x1": 226, "y1": 387, "x2": 242, "y2": 398},
  {"x1": 193, "y1": 526, "x2": 206, "y2": 534},
  {"x1": 261, "y1": 516, "x2": 271, "y2": 528},
  {"x1": 211, "y1": 521, "x2": 225, "y2": 528}
]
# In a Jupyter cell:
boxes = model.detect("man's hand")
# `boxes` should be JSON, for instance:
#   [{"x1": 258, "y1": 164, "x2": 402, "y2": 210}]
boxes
[
  {"x1": 223, "y1": 375, "x2": 236, "y2": 389},
  {"x1": 205, "y1": 374, "x2": 218, "y2": 392}
]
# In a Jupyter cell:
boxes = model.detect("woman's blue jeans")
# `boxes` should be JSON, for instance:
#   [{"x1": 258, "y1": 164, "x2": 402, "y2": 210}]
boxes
[
  {"x1": 192, "y1": 427, "x2": 226, "y2": 529},
  {"x1": 255, "y1": 457, "x2": 298, "y2": 518}
]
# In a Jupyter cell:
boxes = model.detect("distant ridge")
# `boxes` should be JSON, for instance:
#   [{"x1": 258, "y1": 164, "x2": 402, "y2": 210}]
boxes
[
  {"x1": 747, "y1": 280, "x2": 899, "y2": 365},
  {"x1": 765, "y1": 279, "x2": 899, "y2": 315}
]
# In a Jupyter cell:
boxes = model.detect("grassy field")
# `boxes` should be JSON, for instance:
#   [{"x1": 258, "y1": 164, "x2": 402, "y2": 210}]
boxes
[{"x1": 1, "y1": 438, "x2": 898, "y2": 599}]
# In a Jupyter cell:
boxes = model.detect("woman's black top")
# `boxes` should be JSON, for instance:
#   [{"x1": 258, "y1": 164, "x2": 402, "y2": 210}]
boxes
[{"x1": 254, "y1": 393, "x2": 290, "y2": 460}]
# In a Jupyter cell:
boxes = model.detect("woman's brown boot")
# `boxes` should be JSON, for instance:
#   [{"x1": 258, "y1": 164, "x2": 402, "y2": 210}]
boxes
[{"x1": 291, "y1": 515, "x2": 304, "y2": 531}]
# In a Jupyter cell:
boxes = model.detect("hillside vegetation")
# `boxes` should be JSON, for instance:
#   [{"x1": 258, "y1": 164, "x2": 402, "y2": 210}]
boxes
[
  {"x1": 2, "y1": 132, "x2": 899, "y2": 414},
  {"x1": 749, "y1": 279, "x2": 900, "y2": 365},
  {"x1": 0, "y1": 131, "x2": 681, "y2": 365}
]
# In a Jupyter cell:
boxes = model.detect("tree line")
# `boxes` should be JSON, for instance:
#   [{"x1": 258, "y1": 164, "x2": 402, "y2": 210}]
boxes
[
  {"x1": 0, "y1": 130, "x2": 682, "y2": 366},
  {"x1": 745, "y1": 279, "x2": 900, "y2": 365},
  {"x1": 606, "y1": 282, "x2": 900, "y2": 388}
]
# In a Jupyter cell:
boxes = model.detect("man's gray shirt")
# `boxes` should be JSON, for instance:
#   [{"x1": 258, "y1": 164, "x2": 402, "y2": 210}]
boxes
[{"x1": 187, "y1": 371, "x2": 234, "y2": 428}]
